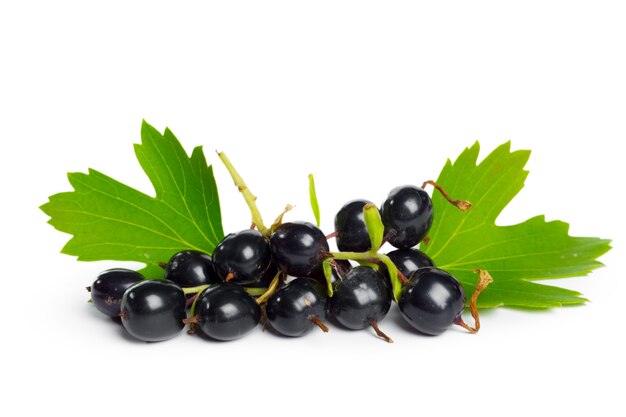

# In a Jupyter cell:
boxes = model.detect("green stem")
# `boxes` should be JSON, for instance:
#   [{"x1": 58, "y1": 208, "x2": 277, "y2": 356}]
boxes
[
  {"x1": 217, "y1": 151, "x2": 268, "y2": 235},
  {"x1": 328, "y1": 251, "x2": 406, "y2": 302},
  {"x1": 244, "y1": 287, "x2": 269, "y2": 297},
  {"x1": 255, "y1": 272, "x2": 282, "y2": 304},
  {"x1": 182, "y1": 285, "x2": 209, "y2": 295},
  {"x1": 329, "y1": 250, "x2": 378, "y2": 261},
  {"x1": 309, "y1": 174, "x2": 321, "y2": 227},
  {"x1": 184, "y1": 284, "x2": 267, "y2": 297}
]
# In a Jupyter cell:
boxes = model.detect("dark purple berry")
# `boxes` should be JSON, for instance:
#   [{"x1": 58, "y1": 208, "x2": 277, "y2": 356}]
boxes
[
  {"x1": 164, "y1": 250, "x2": 219, "y2": 287},
  {"x1": 330, "y1": 266, "x2": 392, "y2": 339},
  {"x1": 213, "y1": 229, "x2": 272, "y2": 285},
  {"x1": 192, "y1": 283, "x2": 261, "y2": 341},
  {"x1": 90, "y1": 269, "x2": 144, "y2": 318},
  {"x1": 398, "y1": 267, "x2": 465, "y2": 336},
  {"x1": 270, "y1": 222, "x2": 329, "y2": 277},
  {"x1": 266, "y1": 278, "x2": 329, "y2": 337},
  {"x1": 381, "y1": 185, "x2": 433, "y2": 249},
  {"x1": 120, "y1": 280, "x2": 187, "y2": 342},
  {"x1": 334, "y1": 199, "x2": 376, "y2": 252}
]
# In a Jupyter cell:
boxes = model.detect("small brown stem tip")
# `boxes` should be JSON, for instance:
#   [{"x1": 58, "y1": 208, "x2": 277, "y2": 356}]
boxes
[
  {"x1": 270, "y1": 204, "x2": 295, "y2": 232},
  {"x1": 182, "y1": 315, "x2": 199, "y2": 325},
  {"x1": 454, "y1": 269, "x2": 494, "y2": 334},
  {"x1": 421, "y1": 180, "x2": 472, "y2": 212},
  {"x1": 370, "y1": 320, "x2": 393, "y2": 343},
  {"x1": 309, "y1": 315, "x2": 329, "y2": 333},
  {"x1": 325, "y1": 231, "x2": 338, "y2": 240}
]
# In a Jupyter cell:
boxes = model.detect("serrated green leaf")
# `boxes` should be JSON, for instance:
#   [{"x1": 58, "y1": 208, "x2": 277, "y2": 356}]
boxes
[
  {"x1": 422, "y1": 141, "x2": 611, "y2": 308},
  {"x1": 308, "y1": 174, "x2": 321, "y2": 227},
  {"x1": 40, "y1": 121, "x2": 224, "y2": 278}
]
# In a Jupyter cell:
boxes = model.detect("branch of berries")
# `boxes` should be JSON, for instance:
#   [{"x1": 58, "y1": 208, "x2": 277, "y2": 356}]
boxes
[{"x1": 88, "y1": 151, "x2": 490, "y2": 344}]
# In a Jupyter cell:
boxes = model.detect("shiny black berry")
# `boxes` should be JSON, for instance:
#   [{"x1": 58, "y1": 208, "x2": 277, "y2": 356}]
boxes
[
  {"x1": 330, "y1": 266, "x2": 392, "y2": 341},
  {"x1": 380, "y1": 185, "x2": 433, "y2": 249},
  {"x1": 89, "y1": 269, "x2": 144, "y2": 318},
  {"x1": 163, "y1": 250, "x2": 220, "y2": 287},
  {"x1": 398, "y1": 267, "x2": 465, "y2": 336},
  {"x1": 120, "y1": 280, "x2": 187, "y2": 342},
  {"x1": 379, "y1": 248, "x2": 435, "y2": 290},
  {"x1": 192, "y1": 284, "x2": 261, "y2": 341},
  {"x1": 382, "y1": 248, "x2": 435, "y2": 286},
  {"x1": 212, "y1": 229, "x2": 272, "y2": 285},
  {"x1": 266, "y1": 278, "x2": 329, "y2": 337},
  {"x1": 270, "y1": 221, "x2": 329, "y2": 277},
  {"x1": 334, "y1": 199, "x2": 375, "y2": 252}
]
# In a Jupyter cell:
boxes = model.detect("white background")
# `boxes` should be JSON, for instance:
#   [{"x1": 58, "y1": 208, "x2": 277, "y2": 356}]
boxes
[{"x1": 1, "y1": 1, "x2": 624, "y2": 416}]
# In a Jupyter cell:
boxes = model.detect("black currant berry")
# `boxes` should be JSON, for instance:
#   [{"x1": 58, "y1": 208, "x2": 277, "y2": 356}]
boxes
[
  {"x1": 266, "y1": 278, "x2": 329, "y2": 337},
  {"x1": 212, "y1": 229, "x2": 272, "y2": 285},
  {"x1": 330, "y1": 266, "x2": 393, "y2": 342},
  {"x1": 163, "y1": 250, "x2": 220, "y2": 287},
  {"x1": 89, "y1": 269, "x2": 144, "y2": 318},
  {"x1": 380, "y1": 185, "x2": 433, "y2": 249},
  {"x1": 385, "y1": 248, "x2": 434, "y2": 283},
  {"x1": 190, "y1": 284, "x2": 261, "y2": 341},
  {"x1": 334, "y1": 199, "x2": 375, "y2": 252},
  {"x1": 270, "y1": 221, "x2": 329, "y2": 277},
  {"x1": 398, "y1": 267, "x2": 465, "y2": 336},
  {"x1": 120, "y1": 280, "x2": 187, "y2": 342}
]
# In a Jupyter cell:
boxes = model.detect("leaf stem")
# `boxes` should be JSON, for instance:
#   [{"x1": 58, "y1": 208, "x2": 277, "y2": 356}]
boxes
[{"x1": 217, "y1": 151, "x2": 269, "y2": 235}]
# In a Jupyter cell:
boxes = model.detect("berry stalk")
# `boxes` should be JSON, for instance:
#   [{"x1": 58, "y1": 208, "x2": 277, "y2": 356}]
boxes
[
  {"x1": 454, "y1": 269, "x2": 494, "y2": 333},
  {"x1": 326, "y1": 250, "x2": 408, "y2": 301},
  {"x1": 255, "y1": 272, "x2": 282, "y2": 304},
  {"x1": 217, "y1": 151, "x2": 269, "y2": 235},
  {"x1": 182, "y1": 285, "x2": 209, "y2": 295},
  {"x1": 421, "y1": 180, "x2": 472, "y2": 212}
]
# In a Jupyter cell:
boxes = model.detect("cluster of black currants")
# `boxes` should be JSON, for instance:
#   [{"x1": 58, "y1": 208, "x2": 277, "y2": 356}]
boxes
[
  {"x1": 88, "y1": 182, "x2": 488, "y2": 343},
  {"x1": 88, "y1": 223, "x2": 335, "y2": 342},
  {"x1": 331, "y1": 184, "x2": 479, "y2": 340}
]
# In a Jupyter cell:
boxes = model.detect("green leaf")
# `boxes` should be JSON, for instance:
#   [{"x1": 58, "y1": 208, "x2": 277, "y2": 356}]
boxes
[
  {"x1": 422, "y1": 141, "x2": 611, "y2": 308},
  {"x1": 363, "y1": 203, "x2": 384, "y2": 251},
  {"x1": 40, "y1": 121, "x2": 225, "y2": 278},
  {"x1": 308, "y1": 174, "x2": 321, "y2": 227}
]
